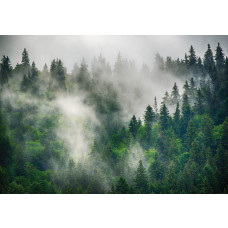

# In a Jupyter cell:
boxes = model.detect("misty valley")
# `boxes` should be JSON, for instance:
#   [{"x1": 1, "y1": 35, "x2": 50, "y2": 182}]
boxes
[{"x1": 0, "y1": 41, "x2": 228, "y2": 194}]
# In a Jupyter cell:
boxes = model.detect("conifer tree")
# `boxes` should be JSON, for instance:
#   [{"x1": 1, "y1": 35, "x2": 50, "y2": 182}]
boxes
[
  {"x1": 215, "y1": 43, "x2": 225, "y2": 72},
  {"x1": 154, "y1": 53, "x2": 164, "y2": 71},
  {"x1": 115, "y1": 176, "x2": 130, "y2": 194},
  {"x1": 171, "y1": 82, "x2": 180, "y2": 105},
  {"x1": 143, "y1": 105, "x2": 155, "y2": 149},
  {"x1": 0, "y1": 55, "x2": 12, "y2": 86},
  {"x1": 153, "y1": 97, "x2": 158, "y2": 115},
  {"x1": 160, "y1": 103, "x2": 169, "y2": 131},
  {"x1": 184, "y1": 120, "x2": 196, "y2": 151},
  {"x1": 194, "y1": 88, "x2": 204, "y2": 115},
  {"x1": 129, "y1": 115, "x2": 138, "y2": 138},
  {"x1": 188, "y1": 45, "x2": 197, "y2": 68},
  {"x1": 149, "y1": 152, "x2": 164, "y2": 182},
  {"x1": 21, "y1": 48, "x2": 30, "y2": 73},
  {"x1": 144, "y1": 105, "x2": 155, "y2": 125},
  {"x1": 173, "y1": 102, "x2": 181, "y2": 135},
  {"x1": 203, "y1": 44, "x2": 215, "y2": 75},
  {"x1": 183, "y1": 80, "x2": 190, "y2": 96},
  {"x1": 161, "y1": 91, "x2": 170, "y2": 106},
  {"x1": 135, "y1": 160, "x2": 148, "y2": 193}
]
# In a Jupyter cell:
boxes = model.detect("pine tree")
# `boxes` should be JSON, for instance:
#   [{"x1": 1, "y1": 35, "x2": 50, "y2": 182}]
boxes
[
  {"x1": 162, "y1": 91, "x2": 170, "y2": 106},
  {"x1": 201, "y1": 114, "x2": 214, "y2": 149},
  {"x1": 129, "y1": 115, "x2": 138, "y2": 138},
  {"x1": 203, "y1": 44, "x2": 215, "y2": 75},
  {"x1": 153, "y1": 97, "x2": 158, "y2": 115},
  {"x1": 183, "y1": 80, "x2": 190, "y2": 96},
  {"x1": 190, "y1": 139, "x2": 204, "y2": 165},
  {"x1": 135, "y1": 160, "x2": 149, "y2": 193},
  {"x1": 181, "y1": 94, "x2": 192, "y2": 135},
  {"x1": 144, "y1": 105, "x2": 155, "y2": 126},
  {"x1": 154, "y1": 53, "x2": 164, "y2": 71},
  {"x1": 20, "y1": 73, "x2": 30, "y2": 92},
  {"x1": 30, "y1": 61, "x2": 40, "y2": 95},
  {"x1": 21, "y1": 48, "x2": 30, "y2": 73},
  {"x1": 188, "y1": 45, "x2": 197, "y2": 70},
  {"x1": 56, "y1": 59, "x2": 66, "y2": 90},
  {"x1": 173, "y1": 102, "x2": 181, "y2": 135},
  {"x1": 171, "y1": 83, "x2": 180, "y2": 105},
  {"x1": 215, "y1": 144, "x2": 228, "y2": 191},
  {"x1": 184, "y1": 120, "x2": 196, "y2": 151},
  {"x1": 143, "y1": 105, "x2": 154, "y2": 149},
  {"x1": 50, "y1": 59, "x2": 66, "y2": 91},
  {"x1": 76, "y1": 59, "x2": 91, "y2": 91},
  {"x1": 197, "y1": 57, "x2": 204, "y2": 74},
  {"x1": 184, "y1": 53, "x2": 189, "y2": 66},
  {"x1": 182, "y1": 93, "x2": 190, "y2": 112},
  {"x1": 160, "y1": 103, "x2": 169, "y2": 131},
  {"x1": 0, "y1": 55, "x2": 12, "y2": 86},
  {"x1": 215, "y1": 43, "x2": 225, "y2": 72},
  {"x1": 115, "y1": 176, "x2": 130, "y2": 194},
  {"x1": 149, "y1": 152, "x2": 164, "y2": 182},
  {"x1": 194, "y1": 88, "x2": 204, "y2": 115}
]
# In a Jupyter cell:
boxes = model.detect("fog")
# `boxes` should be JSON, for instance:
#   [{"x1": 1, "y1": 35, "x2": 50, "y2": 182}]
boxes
[
  {"x1": 0, "y1": 35, "x2": 226, "y2": 192},
  {"x1": 1, "y1": 36, "x2": 228, "y2": 72}
]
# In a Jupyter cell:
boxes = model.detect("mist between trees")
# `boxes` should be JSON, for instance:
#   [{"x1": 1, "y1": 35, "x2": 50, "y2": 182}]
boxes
[{"x1": 0, "y1": 43, "x2": 227, "y2": 193}]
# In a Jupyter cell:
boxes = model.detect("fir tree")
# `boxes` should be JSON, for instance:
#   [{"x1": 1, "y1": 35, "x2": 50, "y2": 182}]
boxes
[
  {"x1": 194, "y1": 88, "x2": 204, "y2": 115},
  {"x1": 215, "y1": 43, "x2": 225, "y2": 72},
  {"x1": 144, "y1": 105, "x2": 155, "y2": 126},
  {"x1": 135, "y1": 160, "x2": 149, "y2": 193},
  {"x1": 171, "y1": 83, "x2": 180, "y2": 105},
  {"x1": 129, "y1": 115, "x2": 138, "y2": 138},
  {"x1": 203, "y1": 44, "x2": 215, "y2": 75},
  {"x1": 0, "y1": 55, "x2": 12, "y2": 86},
  {"x1": 160, "y1": 103, "x2": 169, "y2": 131}
]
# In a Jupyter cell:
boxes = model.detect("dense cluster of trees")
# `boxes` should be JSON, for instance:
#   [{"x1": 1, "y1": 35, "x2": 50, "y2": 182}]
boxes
[{"x1": 0, "y1": 43, "x2": 227, "y2": 194}]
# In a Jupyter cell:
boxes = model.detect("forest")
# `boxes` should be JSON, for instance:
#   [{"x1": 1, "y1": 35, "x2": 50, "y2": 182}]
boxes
[{"x1": 0, "y1": 42, "x2": 227, "y2": 194}]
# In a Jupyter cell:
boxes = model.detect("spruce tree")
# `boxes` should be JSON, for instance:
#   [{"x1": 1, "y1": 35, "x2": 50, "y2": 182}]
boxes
[
  {"x1": 144, "y1": 105, "x2": 155, "y2": 126},
  {"x1": 215, "y1": 43, "x2": 225, "y2": 72},
  {"x1": 0, "y1": 55, "x2": 12, "y2": 86},
  {"x1": 115, "y1": 176, "x2": 130, "y2": 194},
  {"x1": 194, "y1": 88, "x2": 204, "y2": 115},
  {"x1": 149, "y1": 152, "x2": 164, "y2": 182},
  {"x1": 143, "y1": 105, "x2": 154, "y2": 149},
  {"x1": 183, "y1": 80, "x2": 190, "y2": 96},
  {"x1": 129, "y1": 115, "x2": 138, "y2": 138},
  {"x1": 203, "y1": 44, "x2": 215, "y2": 75},
  {"x1": 160, "y1": 103, "x2": 169, "y2": 131},
  {"x1": 135, "y1": 160, "x2": 149, "y2": 193},
  {"x1": 188, "y1": 45, "x2": 197, "y2": 67},
  {"x1": 21, "y1": 48, "x2": 30, "y2": 73},
  {"x1": 173, "y1": 102, "x2": 181, "y2": 135},
  {"x1": 171, "y1": 82, "x2": 180, "y2": 105}
]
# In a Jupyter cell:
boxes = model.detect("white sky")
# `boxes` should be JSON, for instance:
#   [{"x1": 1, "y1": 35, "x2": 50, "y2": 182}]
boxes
[{"x1": 0, "y1": 36, "x2": 228, "y2": 73}]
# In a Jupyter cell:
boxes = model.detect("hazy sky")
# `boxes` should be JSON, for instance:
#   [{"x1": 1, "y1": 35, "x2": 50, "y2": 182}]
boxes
[{"x1": 0, "y1": 35, "x2": 228, "y2": 72}]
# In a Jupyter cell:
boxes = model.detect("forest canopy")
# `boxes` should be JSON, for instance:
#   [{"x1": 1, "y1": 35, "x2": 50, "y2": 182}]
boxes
[{"x1": 0, "y1": 42, "x2": 227, "y2": 194}]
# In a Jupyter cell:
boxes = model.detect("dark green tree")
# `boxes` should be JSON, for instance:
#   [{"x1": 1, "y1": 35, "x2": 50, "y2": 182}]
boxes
[
  {"x1": 194, "y1": 88, "x2": 204, "y2": 115},
  {"x1": 129, "y1": 115, "x2": 138, "y2": 138},
  {"x1": 114, "y1": 176, "x2": 130, "y2": 194},
  {"x1": 203, "y1": 44, "x2": 215, "y2": 75},
  {"x1": 171, "y1": 83, "x2": 180, "y2": 105},
  {"x1": 215, "y1": 43, "x2": 225, "y2": 72},
  {"x1": 135, "y1": 160, "x2": 149, "y2": 193},
  {"x1": 149, "y1": 152, "x2": 164, "y2": 182},
  {"x1": 21, "y1": 48, "x2": 30, "y2": 74},
  {"x1": 0, "y1": 55, "x2": 12, "y2": 86},
  {"x1": 160, "y1": 103, "x2": 169, "y2": 131},
  {"x1": 144, "y1": 105, "x2": 155, "y2": 125}
]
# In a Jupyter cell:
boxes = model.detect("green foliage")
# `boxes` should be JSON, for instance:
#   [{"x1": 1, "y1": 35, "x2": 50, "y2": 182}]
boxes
[
  {"x1": 135, "y1": 160, "x2": 149, "y2": 193},
  {"x1": 0, "y1": 43, "x2": 228, "y2": 194}
]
